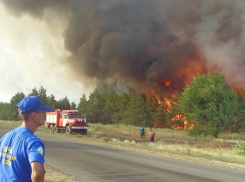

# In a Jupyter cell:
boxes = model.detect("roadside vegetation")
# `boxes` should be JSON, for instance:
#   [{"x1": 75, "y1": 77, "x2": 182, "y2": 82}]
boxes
[
  {"x1": 44, "y1": 163, "x2": 80, "y2": 182},
  {"x1": 1, "y1": 120, "x2": 245, "y2": 168}
]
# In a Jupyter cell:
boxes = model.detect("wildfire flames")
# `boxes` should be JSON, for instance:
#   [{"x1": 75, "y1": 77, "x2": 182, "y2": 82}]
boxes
[{"x1": 148, "y1": 89, "x2": 194, "y2": 129}]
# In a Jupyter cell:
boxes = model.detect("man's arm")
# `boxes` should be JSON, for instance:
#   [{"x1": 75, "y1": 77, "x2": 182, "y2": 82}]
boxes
[{"x1": 31, "y1": 161, "x2": 45, "y2": 182}]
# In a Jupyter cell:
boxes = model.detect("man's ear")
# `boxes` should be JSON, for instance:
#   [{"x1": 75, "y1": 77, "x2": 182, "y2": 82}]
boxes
[{"x1": 29, "y1": 112, "x2": 36, "y2": 120}]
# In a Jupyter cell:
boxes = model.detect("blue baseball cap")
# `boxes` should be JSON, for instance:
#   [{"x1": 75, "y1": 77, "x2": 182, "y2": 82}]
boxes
[{"x1": 17, "y1": 96, "x2": 53, "y2": 114}]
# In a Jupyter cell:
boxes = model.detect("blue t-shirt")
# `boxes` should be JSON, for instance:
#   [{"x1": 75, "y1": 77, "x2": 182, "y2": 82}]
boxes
[
  {"x1": 0, "y1": 127, "x2": 45, "y2": 182},
  {"x1": 140, "y1": 127, "x2": 145, "y2": 132}
]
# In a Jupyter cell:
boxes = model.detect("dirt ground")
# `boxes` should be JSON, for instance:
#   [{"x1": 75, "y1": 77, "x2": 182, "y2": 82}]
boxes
[
  {"x1": 107, "y1": 131, "x2": 236, "y2": 150},
  {"x1": 44, "y1": 163, "x2": 82, "y2": 182}
]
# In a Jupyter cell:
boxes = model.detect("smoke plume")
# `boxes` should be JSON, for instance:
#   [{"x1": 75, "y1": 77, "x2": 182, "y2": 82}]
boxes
[{"x1": 2, "y1": 0, "x2": 245, "y2": 98}]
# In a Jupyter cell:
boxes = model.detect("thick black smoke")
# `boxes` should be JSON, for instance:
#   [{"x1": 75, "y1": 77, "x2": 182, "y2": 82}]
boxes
[{"x1": 2, "y1": 0, "x2": 245, "y2": 98}]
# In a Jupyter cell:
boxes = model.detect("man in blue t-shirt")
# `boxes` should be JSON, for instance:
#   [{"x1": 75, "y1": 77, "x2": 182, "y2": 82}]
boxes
[
  {"x1": 140, "y1": 126, "x2": 145, "y2": 138},
  {"x1": 0, "y1": 96, "x2": 53, "y2": 182}
]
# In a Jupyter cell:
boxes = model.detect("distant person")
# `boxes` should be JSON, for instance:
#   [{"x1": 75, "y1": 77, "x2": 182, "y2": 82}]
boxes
[
  {"x1": 149, "y1": 128, "x2": 155, "y2": 142},
  {"x1": 140, "y1": 126, "x2": 145, "y2": 138},
  {"x1": 0, "y1": 96, "x2": 53, "y2": 182}
]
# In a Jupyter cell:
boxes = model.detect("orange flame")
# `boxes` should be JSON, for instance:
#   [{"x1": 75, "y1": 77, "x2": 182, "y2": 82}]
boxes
[
  {"x1": 160, "y1": 79, "x2": 171, "y2": 87},
  {"x1": 165, "y1": 96, "x2": 193, "y2": 129},
  {"x1": 150, "y1": 89, "x2": 162, "y2": 104}
]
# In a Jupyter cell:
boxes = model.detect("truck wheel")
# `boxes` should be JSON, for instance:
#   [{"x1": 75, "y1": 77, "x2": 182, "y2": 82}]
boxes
[
  {"x1": 81, "y1": 129, "x2": 87, "y2": 135},
  {"x1": 54, "y1": 125, "x2": 59, "y2": 133},
  {"x1": 49, "y1": 125, "x2": 54, "y2": 132},
  {"x1": 66, "y1": 126, "x2": 72, "y2": 134}
]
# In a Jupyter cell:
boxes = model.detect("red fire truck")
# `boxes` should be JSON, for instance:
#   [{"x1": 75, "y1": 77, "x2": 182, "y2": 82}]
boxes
[{"x1": 46, "y1": 109, "x2": 89, "y2": 135}]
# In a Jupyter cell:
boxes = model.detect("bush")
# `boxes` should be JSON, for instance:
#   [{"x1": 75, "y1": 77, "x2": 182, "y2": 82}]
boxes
[{"x1": 235, "y1": 139, "x2": 245, "y2": 156}]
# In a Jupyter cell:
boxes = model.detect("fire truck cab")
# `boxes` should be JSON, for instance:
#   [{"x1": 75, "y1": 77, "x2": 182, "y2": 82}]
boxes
[{"x1": 46, "y1": 109, "x2": 89, "y2": 135}]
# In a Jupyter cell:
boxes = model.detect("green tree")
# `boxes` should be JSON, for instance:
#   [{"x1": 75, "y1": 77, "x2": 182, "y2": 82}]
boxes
[
  {"x1": 10, "y1": 92, "x2": 25, "y2": 106},
  {"x1": 28, "y1": 87, "x2": 38, "y2": 96},
  {"x1": 230, "y1": 89, "x2": 245, "y2": 133},
  {"x1": 145, "y1": 95, "x2": 159, "y2": 127},
  {"x1": 101, "y1": 92, "x2": 120, "y2": 124},
  {"x1": 9, "y1": 92, "x2": 25, "y2": 121},
  {"x1": 112, "y1": 93, "x2": 130, "y2": 124},
  {"x1": 47, "y1": 94, "x2": 57, "y2": 109},
  {"x1": 152, "y1": 103, "x2": 168, "y2": 128},
  {"x1": 57, "y1": 97, "x2": 70, "y2": 110},
  {"x1": 87, "y1": 89, "x2": 104, "y2": 123},
  {"x1": 178, "y1": 71, "x2": 238, "y2": 138},
  {"x1": 78, "y1": 94, "x2": 88, "y2": 114},
  {"x1": 70, "y1": 101, "x2": 77, "y2": 109},
  {"x1": 0, "y1": 102, "x2": 11, "y2": 120},
  {"x1": 122, "y1": 94, "x2": 147, "y2": 126},
  {"x1": 38, "y1": 86, "x2": 48, "y2": 105}
]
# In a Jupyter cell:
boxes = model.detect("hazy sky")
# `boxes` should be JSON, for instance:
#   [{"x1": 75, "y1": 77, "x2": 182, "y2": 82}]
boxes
[{"x1": 0, "y1": 3, "x2": 94, "y2": 103}]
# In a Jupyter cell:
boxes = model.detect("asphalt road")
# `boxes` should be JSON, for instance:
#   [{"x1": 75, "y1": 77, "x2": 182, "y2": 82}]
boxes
[{"x1": 0, "y1": 126, "x2": 245, "y2": 182}]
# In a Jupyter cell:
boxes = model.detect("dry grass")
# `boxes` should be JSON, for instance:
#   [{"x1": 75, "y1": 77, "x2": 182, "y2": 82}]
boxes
[
  {"x1": 86, "y1": 123, "x2": 245, "y2": 165},
  {"x1": 44, "y1": 163, "x2": 81, "y2": 182}
]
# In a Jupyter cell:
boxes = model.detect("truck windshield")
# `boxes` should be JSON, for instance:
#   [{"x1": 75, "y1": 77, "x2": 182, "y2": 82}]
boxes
[{"x1": 67, "y1": 114, "x2": 80, "y2": 119}]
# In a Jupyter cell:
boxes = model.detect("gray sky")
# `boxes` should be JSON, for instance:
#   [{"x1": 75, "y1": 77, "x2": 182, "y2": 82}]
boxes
[{"x1": 0, "y1": 3, "x2": 94, "y2": 103}]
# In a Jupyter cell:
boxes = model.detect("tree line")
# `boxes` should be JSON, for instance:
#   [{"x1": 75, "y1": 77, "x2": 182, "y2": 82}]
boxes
[{"x1": 1, "y1": 71, "x2": 245, "y2": 138}]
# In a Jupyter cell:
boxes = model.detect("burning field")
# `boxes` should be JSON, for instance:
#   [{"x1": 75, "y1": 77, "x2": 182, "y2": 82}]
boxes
[{"x1": 1, "y1": 0, "x2": 245, "y2": 99}]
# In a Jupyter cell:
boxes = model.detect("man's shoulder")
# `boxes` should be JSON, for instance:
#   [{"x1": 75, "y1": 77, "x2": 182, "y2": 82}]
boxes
[
  {"x1": 0, "y1": 128, "x2": 17, "y2": 140},
  {"x1": 13, "y1": 127, "x2": 42, "y2": 144}
]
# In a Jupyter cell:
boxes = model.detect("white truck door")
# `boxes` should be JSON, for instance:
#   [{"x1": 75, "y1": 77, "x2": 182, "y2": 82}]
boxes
[{"x1": 63, "y1": 114, "x2": 67, "y2": 127}]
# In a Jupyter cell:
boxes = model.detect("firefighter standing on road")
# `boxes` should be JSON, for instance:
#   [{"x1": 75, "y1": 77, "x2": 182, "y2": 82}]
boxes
[{"x1": 0, "y1": 96, "x2": 53, "y2": 182}]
